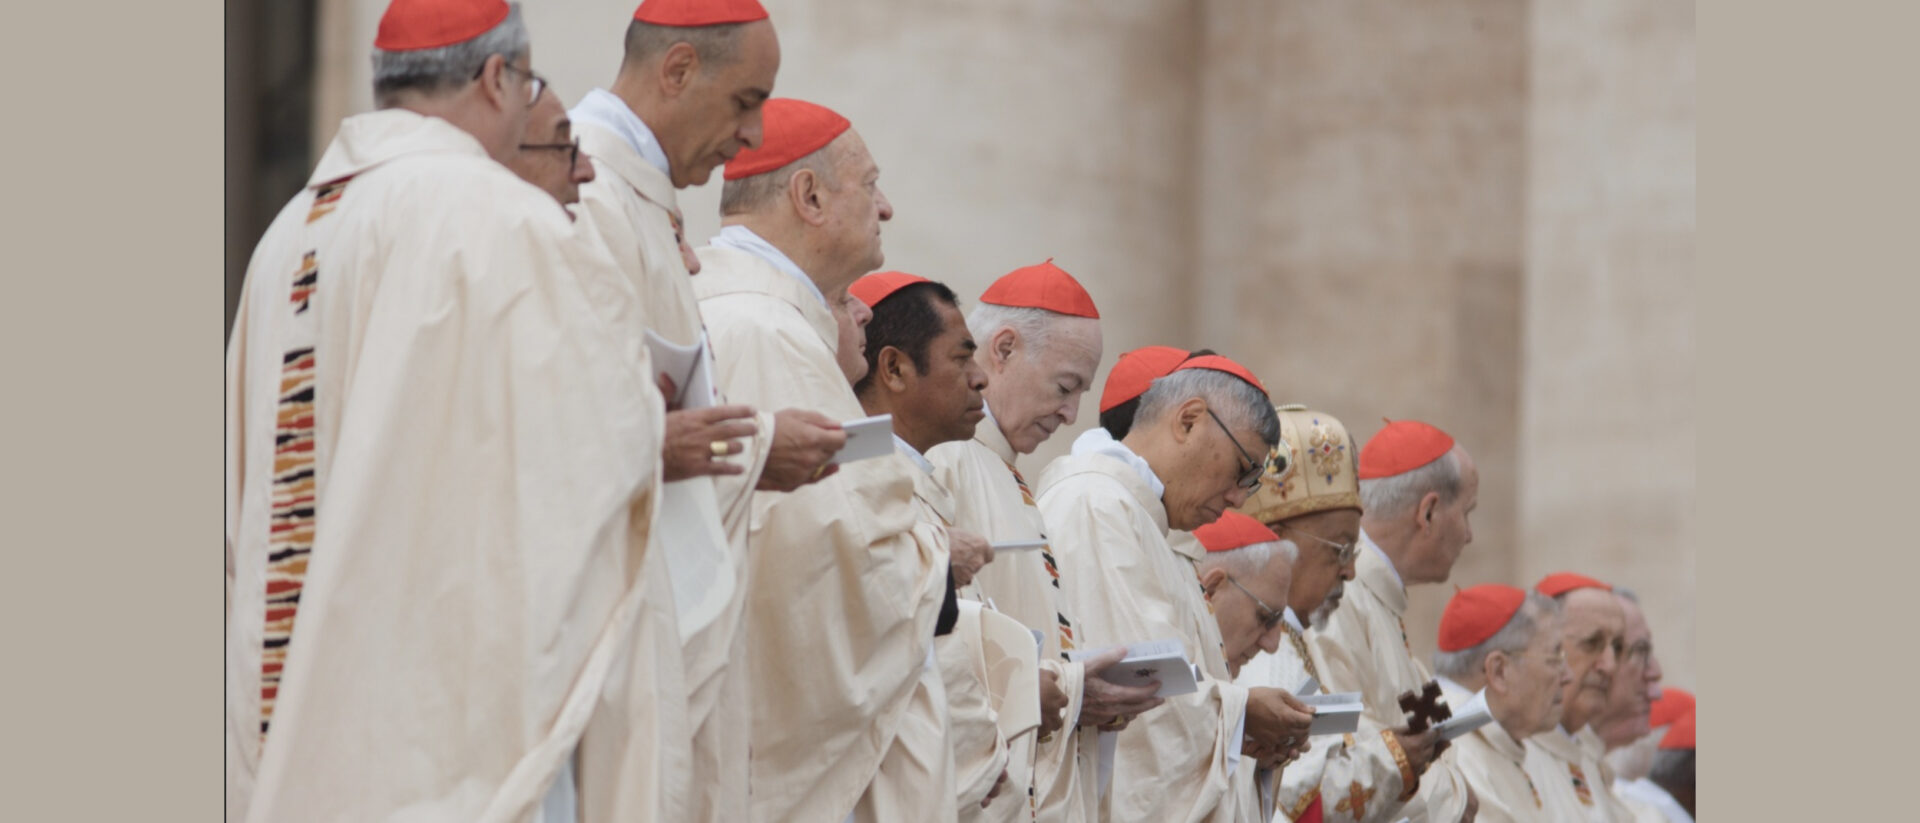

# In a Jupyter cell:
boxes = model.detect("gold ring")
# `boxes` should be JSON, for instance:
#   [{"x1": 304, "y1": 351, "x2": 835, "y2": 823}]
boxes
[
  {"x1": 811, "y1": 464, "x2": 827, "y2": 480},
  {"x1": 710, "y1": 440, "x2": 729, "y2": 457}
]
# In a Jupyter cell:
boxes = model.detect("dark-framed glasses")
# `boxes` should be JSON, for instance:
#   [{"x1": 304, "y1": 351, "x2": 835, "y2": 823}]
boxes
[
  {"x1": 1205, "y1": 407, "x2": 1272, "y2": 490},
  {"x1": 1225, "y1": 575, "x2": 1286, "y2": 631},
  {"x1": 519, "y1": 136, "x2": 582, "y2": 175}
]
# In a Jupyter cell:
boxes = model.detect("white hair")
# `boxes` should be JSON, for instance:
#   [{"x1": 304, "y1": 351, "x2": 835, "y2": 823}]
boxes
[
  {"x1": 1432, "y1": 591, "x2": 1560, "y2": 681},
  {"x1": 965, "y1": 303, "x2": 1061, "y2": 357},
  {"x1": 1196, "y1": 538, "x2": 1298, "y2": 581},
  {"x1": 1358, "y1": 447, "x2": 1463, "y2": 521},
  {"x1": 371, "y1": 4, "x2": 529, "y2": 105},
  {"x1": 1134, "y1": 368, "x2": 1279, "y2": 448}
]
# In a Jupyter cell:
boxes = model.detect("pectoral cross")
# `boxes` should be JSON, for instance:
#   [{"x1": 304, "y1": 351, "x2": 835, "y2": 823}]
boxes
[{"x1": 1396, "y1": 681, "x2": 1452, "y2": 733}]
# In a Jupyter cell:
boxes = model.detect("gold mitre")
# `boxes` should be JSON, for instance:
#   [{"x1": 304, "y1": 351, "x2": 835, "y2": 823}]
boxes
[{"x1": 1237, "y1": 404, "x2": 1361, "y2": 525}]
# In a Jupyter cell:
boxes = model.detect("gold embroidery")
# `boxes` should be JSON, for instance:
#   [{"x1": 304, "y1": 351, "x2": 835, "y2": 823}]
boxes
[{"x1": 1335, "y1": 781, "x2": 1375, "y2": 819}]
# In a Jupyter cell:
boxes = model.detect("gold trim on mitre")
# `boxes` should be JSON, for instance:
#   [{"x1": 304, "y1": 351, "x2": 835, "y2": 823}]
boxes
[{"x1": 1237, "y1": 404, "x2": 1361, "y2": 525}]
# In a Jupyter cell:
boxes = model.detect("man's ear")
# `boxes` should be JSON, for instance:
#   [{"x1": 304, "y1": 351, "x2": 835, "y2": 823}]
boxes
[
  {"x1": 1198, "y1": 566, "x2": 1228, "y2": 599},
  {"x1": 1416, "y1": 491, "x2": 1442, "y2": 531},
  {"x1": 876, "y1": 345, "x2": 913, "y2": 393},
  {"x1": 989, "y1": 327, "x2": 1019, "y2": 368},
  {"x1": 658, "y1": 41, "x2": 698, "y2": 97},
  {"x1": 1485, "y1": 650, "x2": 1512, "y2": 695},
  {"x1": 475, "y1": 54, "x2": 511, "y2": 112},
  {"x1": 1170, "y1": 397, "x2": 1208, "y2": 444},
  {"x1": 788, "y1": 167, "x2": 829, "y2": 227}
]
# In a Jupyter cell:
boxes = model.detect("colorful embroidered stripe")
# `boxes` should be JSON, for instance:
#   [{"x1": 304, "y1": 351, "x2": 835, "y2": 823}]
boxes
[{"x1": 260, "y1": 341, "x2": 316, "y2": 741}]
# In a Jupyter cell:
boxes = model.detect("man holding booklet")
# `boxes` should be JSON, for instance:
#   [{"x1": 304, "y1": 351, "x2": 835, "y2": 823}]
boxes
[
  {"x1": 925, "y1": 261, "x2": 1164, "y2": 823},
  {"x1": 848, "y1": 269, "x2": 1024, "y2": 820},
  {"x1": 1035, "y1": 355, "x2": 1315, "y2": 822}
]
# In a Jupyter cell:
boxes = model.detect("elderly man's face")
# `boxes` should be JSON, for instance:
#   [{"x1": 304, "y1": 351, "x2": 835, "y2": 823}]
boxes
[
  {"x1": 1268, "y1": 508, "x2": 1360, "y2": 628},
  {"x1": 1499, "y1": 611, "x2": 1572, "y2": 739},
  {"x1": 1201, "y1": 548, "x2": 1293, "y2": 677},
  {"x1": 668, "y1": 20, "x2": 780, "y2": 187},
  {"x1": 1597, "y1": 596, "x2": 1663, "y2": 747},
  {"x1": 1160, "y1": 402, "x2": 1266, "y2": 531},
  {"x1": 1408, "y1": 447, "x2": 1479, "y2": 584},
  {"x1": 1557, "y1": 588, "x2": 1625, "y2": 731},
  {"x1": 981, "y1": 316, "x2": 1103, "y2": 455},
  {"x1": 832, "y1": 288, "x2": 872, "y2": 384},
  {"x1": 507, "y1": 89, "x2": 593, "y2": 207},
  {"x1": 819, "y1": 131, "x2": 894, "y2": 277}
]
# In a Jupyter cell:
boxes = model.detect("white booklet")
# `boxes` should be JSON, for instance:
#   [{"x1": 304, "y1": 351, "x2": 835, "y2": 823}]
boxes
[
  {"x1": 1432, "y1": 689, "x2": 1495, "y2": 743},
  {"x1": 643, "y1": 330, "x2": 719, "y2": 410},
  {"x1": 830, "y1": 414, "x2": 897, "y2": 465},
  {"x1": 990, "y1": 538, "x2": 1050, "y2": 553},
  {"x1": 1299, "y1": 691, "x2": 1365, "y2": 737},
  {"x1": 1294, "y1": 675, "x2": 1320, "y2": 696},
  {"x1": 1066, "y1": 638, "x2": 1200, "y2": 698}
]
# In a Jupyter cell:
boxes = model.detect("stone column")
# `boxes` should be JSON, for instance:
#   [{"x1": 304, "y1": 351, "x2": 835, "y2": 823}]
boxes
[
  {"x1": 1196, "y1": 0, "x2": 1531, "y2": 663},
  {"x1": 1521, "y1": 0, "x2": 1695, "y2": 689}
]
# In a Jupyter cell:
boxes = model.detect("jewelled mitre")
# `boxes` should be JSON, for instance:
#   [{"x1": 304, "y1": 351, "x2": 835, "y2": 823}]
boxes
[{"x1": 1237, "y1": 404, "x2": 1361, "y2": 525}]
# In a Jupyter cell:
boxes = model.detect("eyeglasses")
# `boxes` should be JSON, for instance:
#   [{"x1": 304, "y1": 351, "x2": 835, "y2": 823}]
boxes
[
  {"x1": 1225, "y1": 575, "x2": 1287, "y2": 631},
  {"x1": 1275, "y1": 522, "x2": 1359, "y2": 566},
  {"x1": 475, "y1": 58, "x2": 549, "y2": 105},
  {"x1": 519, "y1": 136, "x2": 582, "y2": 175},
  {"x1": 1205, "y1": 407, "x2": 1271, "y2": 490}
]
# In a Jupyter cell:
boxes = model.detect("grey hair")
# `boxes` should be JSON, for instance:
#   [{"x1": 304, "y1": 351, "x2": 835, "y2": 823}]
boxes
[
  {"x1": 718, "y1": 142, "x2": 839, "y2": 216},
  {"x1": 965, "y1": 304, "x2": 1059, "y2": 358},
  {"x1": 371, "y1": 4, "x2": 529, "y2": 107},
  {"x1": 1432, "y1": 591, "x2": 1560, "y2": 681},
  {"x1": 1196, "y1": 538, "x2": 1299, "y2": 582},
  {"x1": 1358, "y1": 447, "x2": 1463, "y2": 521},
  {"x1": 1134, "y1": 368, "x2": 1279, "y2": 449},
  {"x1": 622, "y1": 18, "x2": 750, "y2": 70},
  {"x1": 1615, "y1": 586, "x2": 1640, "y2": 604}
]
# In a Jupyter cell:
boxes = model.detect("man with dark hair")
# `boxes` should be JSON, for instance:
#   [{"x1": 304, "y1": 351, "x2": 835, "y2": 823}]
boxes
[
  {"x1": 227, "y1": 0, "x2": 686, "y2": 820},
  {"x1": 567, "y1": 5, "x2": 848, "y2": 821},
  {"x1": 849, "y1": 271, "x2": 1026, "y2": 820}
]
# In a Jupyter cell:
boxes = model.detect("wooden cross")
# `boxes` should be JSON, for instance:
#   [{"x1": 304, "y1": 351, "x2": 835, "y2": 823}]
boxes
[{"x1": 1397, "y1": 681, "x2": 1452, "y2": 733}]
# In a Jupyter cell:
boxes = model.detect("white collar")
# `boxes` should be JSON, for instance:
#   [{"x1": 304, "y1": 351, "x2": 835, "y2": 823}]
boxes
[
  {"x1": 708, "y1": 225, "x2": 827, "y2": 308},
  {"x1": 894, "y1": 434, "x2": 934, "y2": 475},
  {"x1": 1069, "y1": 427, "x2": 1165, "y2": 498},
  {"x1": 567, "y1": 89, "x2": 673, "y2": 178},
  {"x1": 1435, "y1": 674, "x2": 1471, "y2": 698},
  {"x1": 1359, "y1": 528, "x2": 1406, "y2": 590}
]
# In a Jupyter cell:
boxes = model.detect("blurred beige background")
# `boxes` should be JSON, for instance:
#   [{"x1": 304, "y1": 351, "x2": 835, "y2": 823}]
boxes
[{"x1": 227, "y1": 0, "x2": 1694, "y2": 690}]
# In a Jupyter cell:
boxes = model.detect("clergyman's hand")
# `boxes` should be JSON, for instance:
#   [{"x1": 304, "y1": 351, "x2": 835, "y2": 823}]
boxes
[
  {"x1": 661, "y1": 404, "x2": 757, "y2": 482},
  {"x1": 1077, "y1": 646, "x2": 1164, "y2": 729},
  {"x1": 756, "y1": 408, "x2": 846, "y2": 491}
]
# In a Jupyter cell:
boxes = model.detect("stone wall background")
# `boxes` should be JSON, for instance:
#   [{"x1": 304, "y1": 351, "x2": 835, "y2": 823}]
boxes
[{"x1": 246, "y1": 0, "x2": 1693, "y2": 689}]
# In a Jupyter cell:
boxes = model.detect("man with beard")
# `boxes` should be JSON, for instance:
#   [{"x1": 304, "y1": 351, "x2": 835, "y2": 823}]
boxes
[
  {"x1": 1231, "y1": 406, "x2": 1456, "y2": 822},
  {"x1": 1432, "y1": 585, "x2": 1585, "y2": 822},
  {"x1": 1524, "y1": 574, "x2": 1628, "y2": 821}
]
